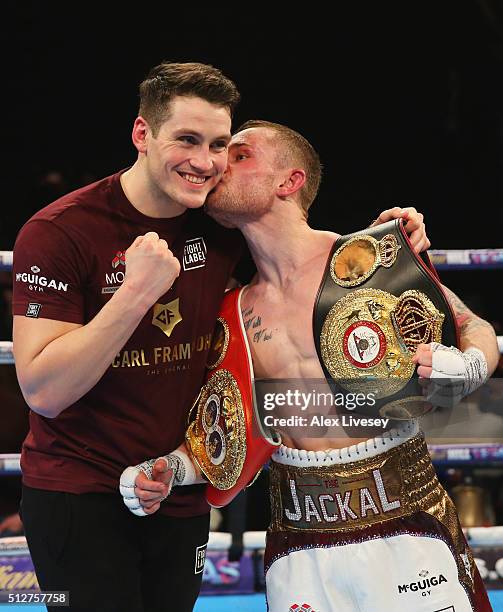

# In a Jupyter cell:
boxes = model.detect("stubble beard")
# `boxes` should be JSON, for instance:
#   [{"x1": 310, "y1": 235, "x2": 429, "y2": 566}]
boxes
[{"x1": 206, "y1": 181, "x2": 274, "y2": 225}]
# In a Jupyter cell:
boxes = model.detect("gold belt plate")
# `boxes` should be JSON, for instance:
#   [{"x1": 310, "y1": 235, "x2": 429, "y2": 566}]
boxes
[
  {"x1": 186, "y1": 369, "x2": 247, "y2": 490},
  {"x1": 320, "y1": 288, "x2": 444, "y2": 398}
]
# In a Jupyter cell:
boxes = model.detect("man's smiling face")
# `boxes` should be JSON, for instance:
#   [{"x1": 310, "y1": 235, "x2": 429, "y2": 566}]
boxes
[{"x1": 144, "y1": 95, "x2": 232, "y2": 211}]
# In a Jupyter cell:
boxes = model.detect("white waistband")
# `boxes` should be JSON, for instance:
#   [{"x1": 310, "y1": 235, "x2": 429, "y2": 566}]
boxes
[{"x1": 272, "y1": 420, "x2": 420, "y2": 466}]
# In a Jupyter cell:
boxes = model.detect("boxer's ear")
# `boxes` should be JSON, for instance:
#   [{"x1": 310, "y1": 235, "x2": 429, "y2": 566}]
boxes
[
  {"x1": 277, "y1": 169, "x2": 306, "y2": 198},
  {"x1": 132, "y1": 116, "x2": 150, "y2": 154}
]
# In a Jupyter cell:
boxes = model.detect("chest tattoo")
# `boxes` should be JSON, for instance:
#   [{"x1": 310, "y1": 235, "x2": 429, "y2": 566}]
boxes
[{"x1": 241, "y1": 305, "x2": 274, "y2": 343}]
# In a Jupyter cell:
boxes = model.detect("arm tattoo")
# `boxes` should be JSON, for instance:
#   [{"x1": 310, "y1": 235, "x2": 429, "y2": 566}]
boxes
[
  {"x1": 459, "y1": 317, "x2": 495, "y2": 335},
  {"x1": 443, "y1": 286, "x2": 470, "y2": 319},
  {"x1": 443, "y1": 286, "x2": 494, "y2": 334}
]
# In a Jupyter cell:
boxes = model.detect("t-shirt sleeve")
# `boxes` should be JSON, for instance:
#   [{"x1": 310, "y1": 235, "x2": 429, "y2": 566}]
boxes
[{"x1": 12, "y1": 219, "x2": 86, "y2": 324}]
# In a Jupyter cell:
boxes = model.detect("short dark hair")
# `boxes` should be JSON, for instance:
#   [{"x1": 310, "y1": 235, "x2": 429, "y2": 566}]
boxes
[
  {"x1": 236, "y1": 120, "x2": 322, "y2": 218},
  {"x1": 139, "y1": 61, "x2": 240, "y2": 135}
]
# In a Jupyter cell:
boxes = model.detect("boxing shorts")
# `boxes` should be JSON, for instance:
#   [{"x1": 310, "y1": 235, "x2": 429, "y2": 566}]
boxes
[{"x1": 265, "y1": 423, "x2": 491, "y2": 612}]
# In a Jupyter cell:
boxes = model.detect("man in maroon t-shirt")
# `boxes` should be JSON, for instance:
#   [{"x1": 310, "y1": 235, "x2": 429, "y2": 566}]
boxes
[{"x1": 12, "y1": 62, "x2": 243, "y2": 612}]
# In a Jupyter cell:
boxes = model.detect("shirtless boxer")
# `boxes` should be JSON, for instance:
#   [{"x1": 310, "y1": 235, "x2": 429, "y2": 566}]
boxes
[{"x1": 122, "y1": 120, "x2": 499, "y2": 611}]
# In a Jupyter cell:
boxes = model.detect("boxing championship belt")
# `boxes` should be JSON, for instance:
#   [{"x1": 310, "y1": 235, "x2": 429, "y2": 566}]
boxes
[
  {"x1": 186, "y1": 287, "x2": 281, "y2": 508},
  {"x1": 314, "y1": 219, "x2": 459, "y2": 419}
]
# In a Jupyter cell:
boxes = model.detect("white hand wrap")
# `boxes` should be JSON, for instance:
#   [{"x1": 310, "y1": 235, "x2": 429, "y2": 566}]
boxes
[
  {"x1": 426, "y1": 343, "x2": 489, "y2": 408},
  {"x1": 119, "y1": 449, "x2": 198, "y2": 517},
  {"x1": 119, "y1": 459, "x2": 158, "y2": 517},
  {"x1": 430, "y1": 343, "x2": 488, "y2": 396},
  {"x1": 155, "y1": 449, "x2": 199, "y2": 486}
]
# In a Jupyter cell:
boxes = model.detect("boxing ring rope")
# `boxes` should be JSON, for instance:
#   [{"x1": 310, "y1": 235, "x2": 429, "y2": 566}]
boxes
[
  {"x1": 2, "y1": 249, "x2": 503, "y2": 271},
  {"x1": 0, "y1": 251, "x2": 12, "y2": 271},
  {"x1": 428, "y1": 248, "x2": 503, "y2": 270}
]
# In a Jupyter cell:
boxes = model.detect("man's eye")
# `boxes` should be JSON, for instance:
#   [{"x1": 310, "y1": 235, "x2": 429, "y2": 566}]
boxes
[
  {"x1": 236, "y1": 154, "x2": 248, "y2": 161},
  {"x1": 179, "y1": 136, "x2": 197, "y2": 144},
  {"x1": 211, "y1": 142, "x2": 228, "y2": 152}
]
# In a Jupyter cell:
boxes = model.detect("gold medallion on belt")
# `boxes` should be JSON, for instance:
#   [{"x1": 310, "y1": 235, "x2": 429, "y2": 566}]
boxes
[
  {"x1": 320, "y1": 287, "x2": 445, "y2": 398},
  {"x1": 186, "y1": 369, "x2": 246, "y2": 490},
  {"x1": 330, "y1": 233, "x2": 401, "y2": 288}
]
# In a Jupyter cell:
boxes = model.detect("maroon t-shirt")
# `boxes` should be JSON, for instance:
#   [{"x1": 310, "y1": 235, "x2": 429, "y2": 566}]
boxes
[{"x1": 12, "y1": 170, "x2": 243, "y2": 517}]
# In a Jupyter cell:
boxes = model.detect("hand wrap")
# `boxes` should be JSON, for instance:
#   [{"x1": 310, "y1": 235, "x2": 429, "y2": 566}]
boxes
[
  {"x1": 425, "y1": 343, "x2": 488, "y2": 408},
  {"x1": 119, "y1": 449, "x2": 198, "y2": 517}
]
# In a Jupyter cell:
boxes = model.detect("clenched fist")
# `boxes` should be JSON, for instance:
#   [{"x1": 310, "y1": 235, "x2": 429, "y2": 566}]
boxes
[{"x1": 122, "y1": 232, "x2": 181, "y2": 307}]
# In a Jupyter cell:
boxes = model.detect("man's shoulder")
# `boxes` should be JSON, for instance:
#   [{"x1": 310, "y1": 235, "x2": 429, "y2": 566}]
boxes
[
  {"x1": 27, "y1": 172, "x2": 119, "y2": 228},
  {"x1": 316, "y1": 229, "x2": 341, "y2": 243},
  {"x1": 14, "y1": 172, "x2": 122, "y2": 255}
]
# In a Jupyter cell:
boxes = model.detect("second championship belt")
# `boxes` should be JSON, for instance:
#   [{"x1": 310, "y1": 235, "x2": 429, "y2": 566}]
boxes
[
  {"x1": 314, "y1": 219, "x2": 459, "y2": 419},
  {"x1": 186, "y1": 287, "x2": 281, "y2": 508}
]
